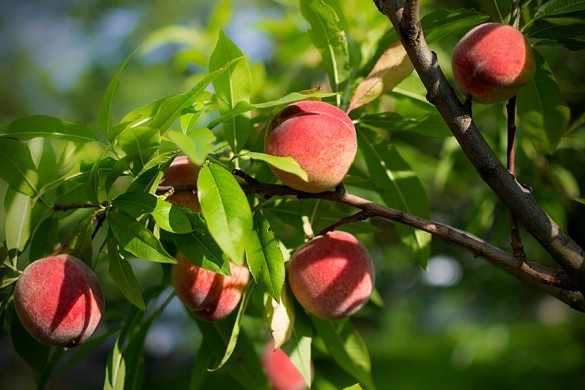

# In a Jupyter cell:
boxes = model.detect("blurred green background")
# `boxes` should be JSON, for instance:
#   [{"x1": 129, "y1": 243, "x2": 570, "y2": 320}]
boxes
[{"x1": 1, "y1": 0, "x2": 585, "y2": 388}]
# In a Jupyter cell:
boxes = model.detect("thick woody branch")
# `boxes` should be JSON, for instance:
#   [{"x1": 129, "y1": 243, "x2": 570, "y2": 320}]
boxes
[
  {"x1": 235, "y1": 180, "x2": 585, "y2": 311},
  {"x1": 373, "y1": 0, "x2": 585, "y2": 287}
]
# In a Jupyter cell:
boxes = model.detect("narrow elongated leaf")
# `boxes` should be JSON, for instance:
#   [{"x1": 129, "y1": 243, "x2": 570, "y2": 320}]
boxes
[
  {"x1": 0, "y1": 115, "x2": 98, "y2": 143},
  {"x1": 66, "y1": 213, "x2": 95, "y2": 265},
  {"x1": 359, "y1": 112, "x2": 452, "y2": 138},
  {"x1": 358, "y1": 128, "x2": 431, "y2": 267},
  {"x1": 86, "y1": 157, "x2": 117, "y2": 205},
  {"x1": 117, "y1": 57, "x2": 242, "y2": 136},
  {"x1": 108, "y1": 238, "x2": 146, "y2": 311},
  {"x1": 0, "y1": 138, "x2": 39, "y2": 197},
  {"x1": 241, "y1": 152, "x2": 308, "y2": 182},
  {"x1": 517, "y1": 52, "x2": 570, "y2": 154},
  {"x1": 104, "y1": 337, "x2": 126, "y2": 390},
  {"x1": 195, "y1": 318, "x2": 269, "y2": 389},
  {"x1": 534, "y1": 0, "x2": 585, "y2": 19},
  {"x1": 127, "y1": 151, "x2": 176, "y2": 193},
  {"x1": 167, "y1": 128, "x2": 216, "y2": 166},
  {"x1": 209, "y1": 284, "x2": 254, "y2": 371},
  {"x1": 169, "y1": 231, "x2": 229, "y2": 275},
  {"x1": 310, "y1": 316, "x2": 374, "y2": 390},
  {"x1": 300, "y1": 0, "x2": 350, "y2": 92},
  {"x1": 197, "y1": 162, "x2": 253, "y2": 265},
  {"x1": 281, "y1": 310, "x2": 313, "y2": 389},
  {"x1": 246, "y1": 211, "x2": 285, "y2": 300},
  {"x1": 117, "y1": 126, "x2": 161, "y2": 173},
  {"x1": 108, "y1": 211, "x2": 176, "y2": 263},
  {"x1": 348, "y1": 42, "x2": 413, "y2": 113},
  {"x1": 209, "y1": 31, "x2": 252, "y2": 153},
  {"x1": 102, "y1": 50, "x2": 136, "y2": 141},
  {"x1": 4, "y1": 189, "x2": 34, "y2": 252}
]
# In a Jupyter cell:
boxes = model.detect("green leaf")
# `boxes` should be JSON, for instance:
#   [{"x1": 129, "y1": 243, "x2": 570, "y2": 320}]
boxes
[
  {"x1": 105, "y1": 157, "x2": 131, "y2": 195},
  {"x1": 421, "y1": 9, "x2": 490, "y2": 44},
  {"x1": 101, "y1": 50, "x2": 136, "y2": 141},
  {"x1": 348, "y1": 42, "x2": 413, "y2": 113},
  {"x1": 240, "y1": 152, "x2": 308, "y2": 182},
  {"x1": 108, "y1": 210, "x2": 176, "y2": 263},
  {"x1": 245, "y1": 211, "x2": 285, "y2": 300},
  {"x1": 517, "y1": 52, "x2": 570, "y2": 155},
  {"x1": 65, "y1": 213, "x2": 96, "y2": 266},
  {"x1": 127, "y1": 151, "x2": 177, "y2": 193},
  {"x1": 300, "y1": 0, "x2": 350, "y2": 92},
  {"x1": 167, "y1": 227, "x2": 229, "y2": 274},
  {"x1": 310, "y1": 316, "x2": 374, "y2": 390},
  {"x1": 10, "y1": 307, "x2": 51, "y2": 378},
  {"x1": 108, "y1": 238, "x2": 146, "y2": 311},
  {"x1": 0, "y1": 138, "x2": 39, "y2": 197},
  {"x1": 197, "y1": 162, "x2": 253, "y2": 265},
  {"x1": 167, "y1": 128, "x2": 216, "y2": 166},
  {"x1": 0, "y1": 115, "x2": 98, "y2": 143},
  {"x1": 112, "y1": 191, "x2": 201, "y2": 234},
  {"x1": 209, "y1": 31, "x2": 252, "y2": 153},
  {"x1": 534, "y1": 0, "x2": 585, "y2": 19},
  {"x1": 195, "y1": 318, "x2": 269, "y2": 389},
  {"x1": 359, "y1": 112, "x2": 452, "y2": 138},
  {"x1": 4, "y1": 189, "x2": 34, "y2": 252},
  {"x1": 209, "y1": 283, "x2": 254, "y2": 371},
  {"x1": 281, "y1": 305, "x2": 313, "y2": 388},
  {"x1": 118, "y1": 57, "x2": 242, "y2": 136},
  {"x1": 117, "y1": 126, "x2": 161, "y2": 173},
  {"x1": 358, "y1": 128, "x2": 431, "y2": 268}
]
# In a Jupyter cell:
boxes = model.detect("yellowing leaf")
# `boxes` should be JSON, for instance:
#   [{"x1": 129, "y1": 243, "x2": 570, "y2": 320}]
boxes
[{"x1": 348, "y1": 42, "x2": 414, "y2": 113}]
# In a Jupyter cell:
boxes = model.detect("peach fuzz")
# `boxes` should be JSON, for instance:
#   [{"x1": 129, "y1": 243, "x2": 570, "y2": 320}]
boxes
[
  {"x1": 287, "y1": 230, "x2": 374, "y2": 320},
  {"x1": 172, "y1": 253, "x2": 250, "y2": 321},
  {"x1": 13, "y1": 254, "x2": 104, "y2": 347},
  {"x1": 264, "y1": 100, "x2": 357, "y2": 193},
  {"x1": 159, "y1": 155, "x2": 201, "y2": 212},
  {"x1": 452, "y1": 23, "x2": 535, "y2": 104},
  {"x1": 262, "y1": 343, "x2": 308, "y2": 390}
]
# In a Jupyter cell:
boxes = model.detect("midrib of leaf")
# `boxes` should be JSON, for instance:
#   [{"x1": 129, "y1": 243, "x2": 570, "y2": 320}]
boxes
[{"x1": 0, "y1": 148, "x2": 38, "y2": 197}]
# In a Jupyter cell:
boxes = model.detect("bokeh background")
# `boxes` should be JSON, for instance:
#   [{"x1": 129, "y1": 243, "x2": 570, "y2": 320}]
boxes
[{"x1": 1, "y1": 0, "x2": 585, "y2": 388}]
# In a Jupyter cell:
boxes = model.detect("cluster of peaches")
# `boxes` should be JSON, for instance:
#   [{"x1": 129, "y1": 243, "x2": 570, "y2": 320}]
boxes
[{"x1": 12, "y1": 22, "x2": 534, "y2": 389}]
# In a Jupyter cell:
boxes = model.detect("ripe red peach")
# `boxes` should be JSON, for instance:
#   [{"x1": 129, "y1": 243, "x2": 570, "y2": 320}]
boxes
[
  {"x1": 262, "y1": 342, "x2": 309, "y2": 390},
  {"x1": 287, "y1": 230, "x2": 374, "y2": 320},
  {"x1": 264, "y1": 100, "x2": 357, "y2": 193},
  {"x1": 172, "y1": 253, "x2": 250, "y2": 321},
  {"x1": 13, "y1": 255, "x2": 104, "y2": 347},
  {"x1": 159, "y1": 155, "x2": 201, "y2": 212},
  {"x1": 452, "y1": 23, "x2": 535, "y2": 104}
]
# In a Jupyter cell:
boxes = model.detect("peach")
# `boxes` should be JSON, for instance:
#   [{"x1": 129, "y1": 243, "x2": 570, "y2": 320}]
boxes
[
  {"x1": 287, "y1": 230, "x2": 374, "y2": 320},
  {"x1": 264, "y1": 100, "x2": 357, "y2": 193},
  {"x1": 262, "y1": 343, "x2": 309, "y2": 390},
  {"x1": 13, "y1": 255, "x2": 104, "y2": 347},
  {"x1": 159, "y1": 155, "x2": 201, "y2": 212},
  {"x1": 452, "y1": 23, "x2": 535, "y2": 104},
  {"x1": 172, "y1": 253, "x2": 250, "y2": 321}
]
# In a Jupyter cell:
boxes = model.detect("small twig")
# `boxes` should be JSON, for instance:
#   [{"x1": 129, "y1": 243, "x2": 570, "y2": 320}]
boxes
[
  {"x1": 53, "y1": 202, "x2": 101, "y2": 211},
  {"x1": 506, "y1": 96, "x2": 526, "y2": 261},
  {"x1": 315, "y1": 210, "x2": 375, "y2": 236}
]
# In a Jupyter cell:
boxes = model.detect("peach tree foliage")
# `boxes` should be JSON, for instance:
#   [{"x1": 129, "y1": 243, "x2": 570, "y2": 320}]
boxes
[{"x1": 0, "y1": 0, "x2": 584, "y2": 389}]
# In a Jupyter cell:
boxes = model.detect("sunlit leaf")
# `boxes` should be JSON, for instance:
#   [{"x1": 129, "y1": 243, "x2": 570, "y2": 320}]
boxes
[
  {"x1": 108, "y1": 238, "x2": 146, "y2": 311},
  {"x1": 240, "y1": 152, "x2": 308, "y2": 183},
  {"x1": 209, "y1": 31, "x2": 252, "y2": 153},
  {"x1": 300, "y1": 0, "x2": 350, "y2": 92},
  {"x1": 102, "y1": 50, "x2": 136, "y2": 141},
  {"x1": 197, "y1": 162, "x2": 253, "y2": 265},
  {"x1": 282, "y1": 310, "x2": 313, "y2": 388},
  {"x1": 264, "y1": 283, "x2": 295, "y2": 349},
  {"x1": 167, "y1": 128, "x2": 216, "y2": 166},
  {"x1": 348, "y1": 42, "x2": 413, "y2": 113},
  {"x1": 246, "y1": 211, "x2": 285, "y2": 300},
  {"x1": 0, "y1": 138, "x2": 39, "y2": 197},
  {"x1": 0, "y1": 115, "x2": 98, "y2": 143},
  {"x1": 4, "y1": 189, "x2": 34, "y2": 252},
  {"x1": 108, "y1": 210, "x2": 176, "y2": 263},
  {"x1": 117, "y1": 126, "x2": 161, "y2": 173}
]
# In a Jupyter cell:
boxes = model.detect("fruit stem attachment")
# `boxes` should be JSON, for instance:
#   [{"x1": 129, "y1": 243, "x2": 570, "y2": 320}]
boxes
[{"x1": 315, "y1": 210, "x2": 375, "y2": 237}]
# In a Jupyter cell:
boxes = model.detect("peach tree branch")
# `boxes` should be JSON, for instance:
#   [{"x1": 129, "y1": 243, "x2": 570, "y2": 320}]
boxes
[{"x1": 372, "y1": 0, "x2": 585, "y2": 288}]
